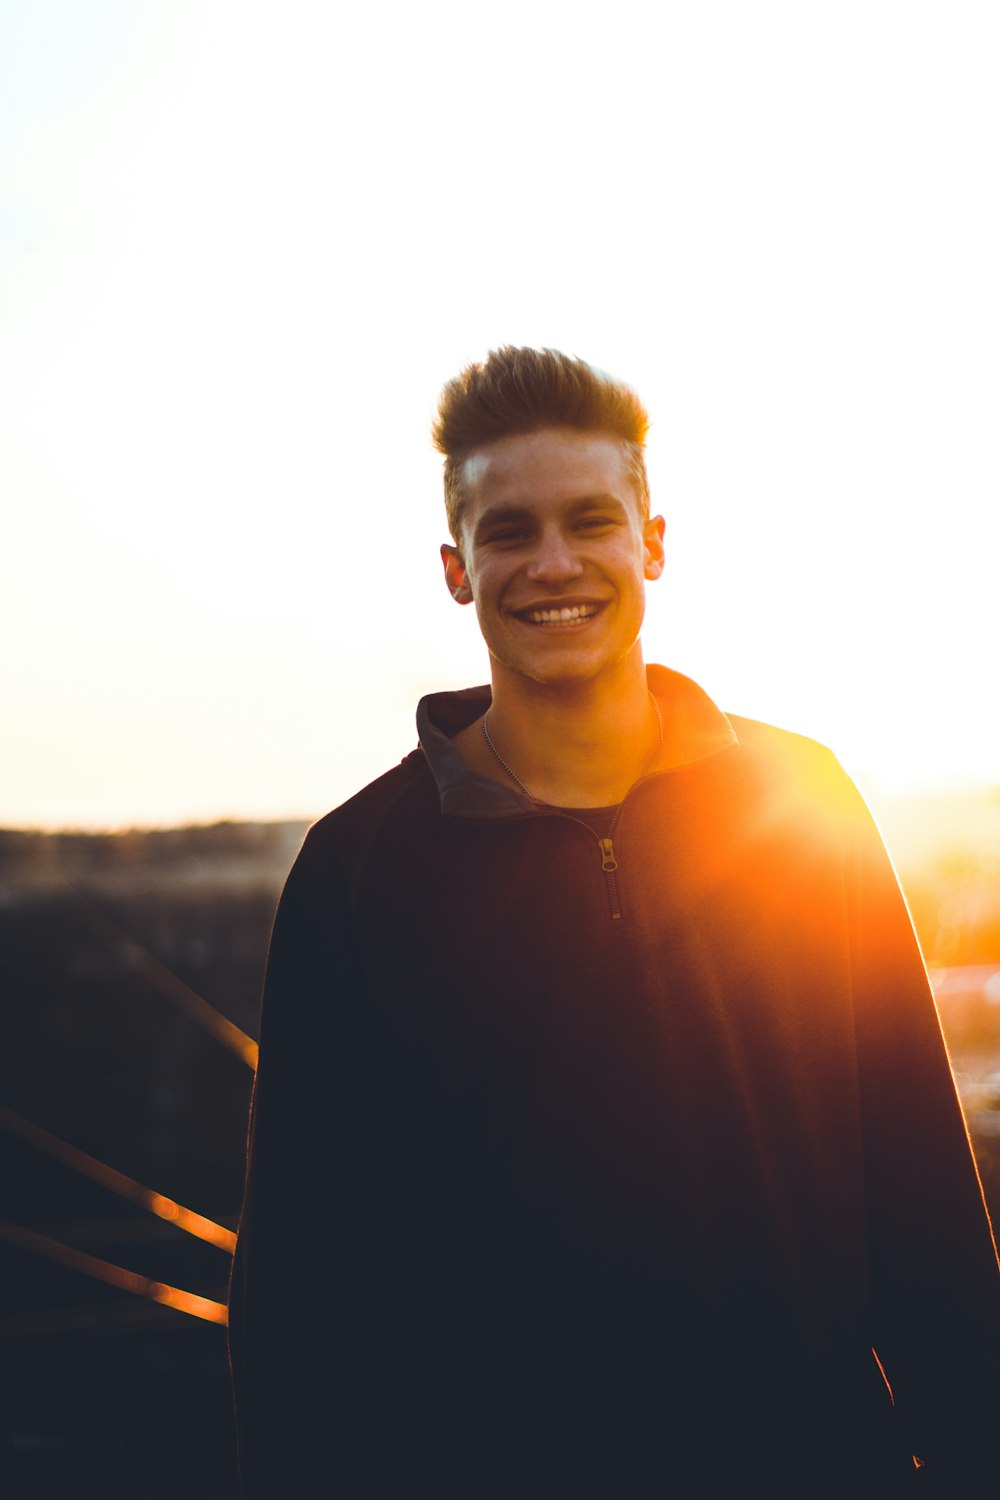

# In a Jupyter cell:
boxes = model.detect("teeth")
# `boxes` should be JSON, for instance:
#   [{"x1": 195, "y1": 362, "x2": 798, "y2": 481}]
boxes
[{"x1": 527, "y1": 605, "x2": 598, "y2": 625}]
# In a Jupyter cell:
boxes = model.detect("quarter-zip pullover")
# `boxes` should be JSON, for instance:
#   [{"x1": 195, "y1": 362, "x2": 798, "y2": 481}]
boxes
[{"x1": 229, "y1": 666, "x2": 1000, "y2": 1497}]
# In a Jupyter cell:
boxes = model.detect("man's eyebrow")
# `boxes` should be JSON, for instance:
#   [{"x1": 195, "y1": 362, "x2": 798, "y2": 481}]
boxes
[
  {"x1": 473, "y1": 495, "x2": 627, "y2": 535},
  {"x1": 473, "y1": 504, "x2": 534, "y2": 534},
  {"x1": 566, "y1": 493, "x2": 628, "y2": 514}
]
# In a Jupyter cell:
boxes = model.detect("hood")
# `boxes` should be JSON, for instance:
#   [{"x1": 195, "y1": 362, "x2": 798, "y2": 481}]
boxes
[{"x1": 416, "y1": 665, "x2": 740, "y2": 820}]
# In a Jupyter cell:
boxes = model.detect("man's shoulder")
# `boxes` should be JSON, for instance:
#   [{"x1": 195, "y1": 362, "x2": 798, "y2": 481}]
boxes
[
  {"x1": 269, "y1": 750, "x2": 436, "y2": 917},
  {"x1": 274, "y1": 749, "x2": 436, "y2": 907},
  {"x1": 306, "y1": 747, "x2": 434, "y2": 851},
  {"x1": 723, "y1": 712, "x2": 872, "y2": 837},
  {"x1": 728, "y1": 713, "x2": 843, "y2": 771}
]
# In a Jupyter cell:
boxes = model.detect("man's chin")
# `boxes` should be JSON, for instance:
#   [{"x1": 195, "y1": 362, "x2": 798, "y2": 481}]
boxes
[{"x1": 489, "y1": 647, "x2": 627, "y2": 692}]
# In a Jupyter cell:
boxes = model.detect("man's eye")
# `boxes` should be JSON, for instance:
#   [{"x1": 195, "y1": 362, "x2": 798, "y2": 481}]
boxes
[
  {"x1": 576, "y1": 516, "x2": 614, "y2": 530},
  {"x1": 489, "y1": 529, "x2": 529, "y2": 543}
]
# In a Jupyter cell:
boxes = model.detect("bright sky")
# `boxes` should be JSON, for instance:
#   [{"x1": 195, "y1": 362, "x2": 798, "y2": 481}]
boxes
[{"x1": 2, "y1": 1, "x2": 998, "y2": 829}]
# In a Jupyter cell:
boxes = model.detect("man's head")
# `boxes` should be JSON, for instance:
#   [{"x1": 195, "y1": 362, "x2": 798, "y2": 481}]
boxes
[
  {"x1": 434, "y1": 349, "x2": 664, "y2": 693},
  {"x1": 433, "y1": 346, "x2": 651, "y2": 542}
]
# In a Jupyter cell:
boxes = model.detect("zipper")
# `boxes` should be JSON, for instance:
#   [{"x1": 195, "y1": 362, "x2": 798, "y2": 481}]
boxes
[
  {"x1": 545, "y1": 813, "x2": 624, "y2": 922},
  {"x1": 558, "y1": 767, "x2": 665, "y2": 923},
  {"x1": 467, "y1": 770, "x2": 667, "y2": 925},
  {"x1": 598, "y1": 837, "x2": 622, "y2": 921}
]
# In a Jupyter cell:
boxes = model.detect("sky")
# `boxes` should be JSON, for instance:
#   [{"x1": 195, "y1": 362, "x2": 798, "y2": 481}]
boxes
[{"x1": 2, "y1": 0, "x2": 998, "y2": 830}]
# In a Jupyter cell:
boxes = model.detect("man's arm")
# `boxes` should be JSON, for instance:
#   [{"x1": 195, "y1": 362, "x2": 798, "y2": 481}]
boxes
[
  {"x1": 847, "y1": 786, "x2": 1000, "y2": 1483},
  {"x1": 228, "y1": 826, "x2": 389, "y2": 1496}
]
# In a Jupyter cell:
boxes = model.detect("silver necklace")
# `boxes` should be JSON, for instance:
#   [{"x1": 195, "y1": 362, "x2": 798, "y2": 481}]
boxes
[{"x1": 481, "y1": 693, "x2": 664, "y2": 801}]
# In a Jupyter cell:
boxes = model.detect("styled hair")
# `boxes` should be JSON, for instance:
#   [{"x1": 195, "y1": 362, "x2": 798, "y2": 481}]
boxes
[{"x1": 432, "y1": 346, "x2": 651, "y2": 539}]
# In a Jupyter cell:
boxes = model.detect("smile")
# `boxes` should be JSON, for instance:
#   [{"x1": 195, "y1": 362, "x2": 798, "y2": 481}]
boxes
[{"x1": 516, "y1": 603, "x2": 603, "y2": 626}]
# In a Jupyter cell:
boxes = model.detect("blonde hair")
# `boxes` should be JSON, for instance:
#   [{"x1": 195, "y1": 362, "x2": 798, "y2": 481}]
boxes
[{"x1": 433, "y1": 346, "x2": 650, "y2": 538}]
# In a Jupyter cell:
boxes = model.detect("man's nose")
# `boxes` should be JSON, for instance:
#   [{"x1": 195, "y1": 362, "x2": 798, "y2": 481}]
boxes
[{"x1": 526, "y1": 527, "x2": 583, "y2": 583}]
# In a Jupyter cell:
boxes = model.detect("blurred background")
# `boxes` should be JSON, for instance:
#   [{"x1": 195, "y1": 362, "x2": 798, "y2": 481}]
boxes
[{"x1": 2, "y1": 1, "x2": 999, "y2": 1494}]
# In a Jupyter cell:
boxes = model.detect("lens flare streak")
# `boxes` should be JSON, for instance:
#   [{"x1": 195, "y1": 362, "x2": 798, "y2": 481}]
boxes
[
  {"x1": 0, "y1": 1220, "x2": 228, "y2": 1325},
  {"x1": 0, "y1": 1105, "x2": 236, "y2": 1253}
]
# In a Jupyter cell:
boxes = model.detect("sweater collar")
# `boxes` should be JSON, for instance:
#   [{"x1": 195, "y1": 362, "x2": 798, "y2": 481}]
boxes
[{"x1": 416, "y1": 665, "x2": 739, "y2": 820}]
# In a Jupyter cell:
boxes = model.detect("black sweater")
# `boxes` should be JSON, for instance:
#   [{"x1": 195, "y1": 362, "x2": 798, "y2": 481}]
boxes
[{"x1": 229, "y1": 667, "x2": 1000, "y2": 1496}]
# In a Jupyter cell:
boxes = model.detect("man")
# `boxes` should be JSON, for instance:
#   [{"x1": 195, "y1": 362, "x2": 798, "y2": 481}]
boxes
[{"x1": 229, "y1": 347, "x2": 1000, "y2": 1496}]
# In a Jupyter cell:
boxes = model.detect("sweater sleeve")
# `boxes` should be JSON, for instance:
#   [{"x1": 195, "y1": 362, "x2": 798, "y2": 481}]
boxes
[
  {"x1": 847, "y1": 784, "x2": 1000, "y2": 1484},
  {"x1": 227, "y1": 824, "x2": 392, "y2": 1496}
]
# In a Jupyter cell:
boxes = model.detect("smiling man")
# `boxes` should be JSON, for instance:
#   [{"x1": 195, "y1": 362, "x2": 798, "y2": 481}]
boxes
[
  {"x1": 229, "y1": 348, "x2": 1000, "y2": 1497},
  {"x1": 439, "y1": 424, "x2": 665, "y2": 812}
]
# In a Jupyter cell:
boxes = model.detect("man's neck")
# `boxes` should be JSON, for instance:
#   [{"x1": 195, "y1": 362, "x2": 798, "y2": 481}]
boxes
[{"x1": 459, "y1": 653, "x2": 662, "y2": 808}]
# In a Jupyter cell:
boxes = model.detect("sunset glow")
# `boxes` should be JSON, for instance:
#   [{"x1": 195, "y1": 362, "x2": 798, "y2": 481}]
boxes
[{"x1": 3, "y1": 2, "x2": 999, "y2": 829}]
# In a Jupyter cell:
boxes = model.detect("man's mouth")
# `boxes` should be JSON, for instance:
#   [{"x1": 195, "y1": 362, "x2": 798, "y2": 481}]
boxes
[{"x1": 515, "y1": 603, "x2": 603, "y2": 626}]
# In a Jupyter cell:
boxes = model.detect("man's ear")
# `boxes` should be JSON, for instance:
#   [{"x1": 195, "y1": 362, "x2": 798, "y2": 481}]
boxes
[
  {"x1": 441, "y1": 543, "x2": 474, "y2": 604},
  {"x1": 643, "y1": 516, "x2": 666, "y2": 581}
]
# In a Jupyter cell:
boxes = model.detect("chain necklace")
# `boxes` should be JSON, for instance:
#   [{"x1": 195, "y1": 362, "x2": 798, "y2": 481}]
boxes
[{"x1": 481, "y1": 692, "x2": 664, "y2": 802}]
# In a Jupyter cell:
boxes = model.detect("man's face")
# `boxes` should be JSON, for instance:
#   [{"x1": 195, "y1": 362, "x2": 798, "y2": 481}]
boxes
[{"x1": 440, "y1": 427, "x2": 665, "y2": 691}]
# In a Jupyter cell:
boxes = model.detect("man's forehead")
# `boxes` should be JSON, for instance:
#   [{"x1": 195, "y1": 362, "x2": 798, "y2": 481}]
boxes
[
  {"x1": 458, "y1": 427, "x2": 632, "y2": 496},
  {"x1": 461, "y1": 450, "x2": 496, "y2": 490}
]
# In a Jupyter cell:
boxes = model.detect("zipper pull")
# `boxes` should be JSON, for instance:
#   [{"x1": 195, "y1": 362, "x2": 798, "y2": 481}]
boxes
[{"x1": 599, "y1": 837, "x2": 618, "y2": 872}]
